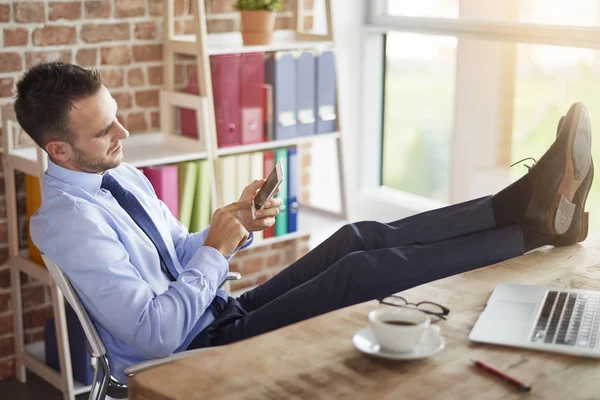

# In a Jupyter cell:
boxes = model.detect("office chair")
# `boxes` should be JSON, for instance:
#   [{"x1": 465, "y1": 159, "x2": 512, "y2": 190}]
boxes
[{"x1": 41, "y1": 254, "x2": 241, "y2": 400}]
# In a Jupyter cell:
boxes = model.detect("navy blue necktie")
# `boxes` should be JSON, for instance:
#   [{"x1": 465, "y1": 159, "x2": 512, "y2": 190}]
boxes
[{"x1": 101, "y1": 173, "x2": 226, "y2": 314}]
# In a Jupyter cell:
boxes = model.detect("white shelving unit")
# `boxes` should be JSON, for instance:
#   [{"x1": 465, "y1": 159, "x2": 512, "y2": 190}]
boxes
[
  {"x1": 164, "y1": 0, "x2": 347, "y2": 249},
  {"x1": 122, "y1": 131, "x2": 207, "y2": 168},
  {"x1": 217, "y1": 131, "x2": 340, "y2": 157},
  {"x1": 172, "y1": 29, "x2": 333, "y2": 56},
  {"x1": 4, "y1": 1, "x2": 346, "y2": 399},
  {"x1": 24, "y1": 341, "x2": 92, "y2": 396}
]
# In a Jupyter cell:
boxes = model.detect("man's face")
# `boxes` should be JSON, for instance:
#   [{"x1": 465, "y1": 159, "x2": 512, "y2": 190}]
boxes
[{"x1": 52, "y1": 85, "x2": 129, "y2": 173}]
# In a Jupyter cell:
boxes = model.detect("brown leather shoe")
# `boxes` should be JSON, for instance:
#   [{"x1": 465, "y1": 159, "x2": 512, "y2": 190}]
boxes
[
  {"x1": 553, "y1": 115, "x2": 595, "y2": 246},
  {"x1": 524, "y1": 102, "x2": 592, "y2": 235}
]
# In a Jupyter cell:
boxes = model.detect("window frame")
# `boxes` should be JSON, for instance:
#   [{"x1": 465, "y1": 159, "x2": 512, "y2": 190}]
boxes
[
  {"x1": 367, "y1": 0, "x2": 600, "y2": 49},
  {"x1": 360, "y1": 0, "x2": 600, "y2": 202}
]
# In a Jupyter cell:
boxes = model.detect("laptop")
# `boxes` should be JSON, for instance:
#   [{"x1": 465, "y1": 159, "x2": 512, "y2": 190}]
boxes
[{"x1": 469, "y1": 282, "x2": 600, "y2": 357}]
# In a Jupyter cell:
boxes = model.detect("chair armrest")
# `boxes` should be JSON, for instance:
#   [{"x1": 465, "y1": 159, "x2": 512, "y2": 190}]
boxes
[
  {"x1": 125, "y1": 348, "x2": 211, "y2": 377},
  {"x1": 225, "y1": 271, "x2": 241, "y2": 281},
  {"x1": 126, "y1": 275, "x2": 241, "y2": 377}
]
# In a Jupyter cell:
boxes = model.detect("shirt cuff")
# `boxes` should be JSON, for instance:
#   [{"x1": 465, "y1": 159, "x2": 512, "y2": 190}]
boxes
[
  {"x1": 241, "y1": 232, "x2": 253, "y2": 249},
  {"x1": 226, "y1": 232, "x2": 253, "y2": 260},
  {"x1": 186, "y1": 246, "x2": 228, "y2": 286}
]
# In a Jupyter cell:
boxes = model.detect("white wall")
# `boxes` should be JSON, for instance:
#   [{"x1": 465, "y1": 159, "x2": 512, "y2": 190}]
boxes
[{"x1": 331, "y1": 0, "x2": 366, "y2": 221}]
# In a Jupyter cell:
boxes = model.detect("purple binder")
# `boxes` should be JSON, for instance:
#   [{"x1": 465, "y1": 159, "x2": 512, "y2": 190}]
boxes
[
  {"x1": 265, "y1": 52, "x2": 297, "y2": 140},
  {"x1": 316, "y1": 50, "x2": 337, "y2": 133}
]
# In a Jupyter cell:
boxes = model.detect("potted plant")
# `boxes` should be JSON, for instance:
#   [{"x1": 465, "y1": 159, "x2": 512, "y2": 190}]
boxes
[{"x1": 234, "y1": 0, "x2": 283, "y2": 45}]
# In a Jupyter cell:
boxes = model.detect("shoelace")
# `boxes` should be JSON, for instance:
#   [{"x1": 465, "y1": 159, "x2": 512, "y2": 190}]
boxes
[{"x1": 510, "y1": 157, "x2": 538, "y2": 171}]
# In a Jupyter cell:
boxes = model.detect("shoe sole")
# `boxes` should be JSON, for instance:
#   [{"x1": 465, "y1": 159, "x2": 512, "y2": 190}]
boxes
[
  {"x1": 550, "y1": 104, "x2": 592, "y2": 234},
  {"x1": 575, "y1": 162, "x2": 594, "y2": 242},
  {"x1": 580, "y1": 212, "x2": 589, "y2": 241}
]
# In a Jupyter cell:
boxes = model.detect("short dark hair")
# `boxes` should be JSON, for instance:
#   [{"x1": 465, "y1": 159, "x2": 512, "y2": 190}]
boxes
[{"x1": 14, "y1": 62, "x2": 102, "y2": 149}]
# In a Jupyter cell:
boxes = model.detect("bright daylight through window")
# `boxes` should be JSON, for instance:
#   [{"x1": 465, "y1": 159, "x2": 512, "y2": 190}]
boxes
[{"x1": 379, "y1": 0, "x2": 600, "y2": 233}]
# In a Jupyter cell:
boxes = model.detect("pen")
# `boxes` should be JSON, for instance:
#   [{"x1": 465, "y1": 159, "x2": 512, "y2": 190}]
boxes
[{"x1": 471, "y1": 359, "x2": 532, "y2": 392}]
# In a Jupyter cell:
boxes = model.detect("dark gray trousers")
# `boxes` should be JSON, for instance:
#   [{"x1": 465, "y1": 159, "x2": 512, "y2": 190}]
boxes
[{"x1": 188, "y1": 195, "x2": 524, "y2": 349}]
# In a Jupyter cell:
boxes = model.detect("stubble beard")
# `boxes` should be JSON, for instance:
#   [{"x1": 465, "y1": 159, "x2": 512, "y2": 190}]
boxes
[{"x1": 71, "y1": 144, "x2": 121, "y2": 173}]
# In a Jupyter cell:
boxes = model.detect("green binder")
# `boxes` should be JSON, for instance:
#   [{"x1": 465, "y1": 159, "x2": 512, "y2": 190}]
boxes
[
  {"x1": 198, "y1": 160, "x2": 212, "y2": 231},
  {"x1": 177, "y1": 161, "x2": 198, "y2": 230},
  {"x1": 190, "y1": 160, "x2": 211, "y2": 233},
  {"x1": 274, "y1": 148, "x2": 288, "y2": 236}
]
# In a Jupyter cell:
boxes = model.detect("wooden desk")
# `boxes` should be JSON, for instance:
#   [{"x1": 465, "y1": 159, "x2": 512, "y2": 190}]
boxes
[{"x1": 129, "y1": 239, "x2": 600, "y2": 399}]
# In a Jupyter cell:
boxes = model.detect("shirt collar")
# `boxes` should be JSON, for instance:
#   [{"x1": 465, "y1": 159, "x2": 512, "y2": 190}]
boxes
[{"x1": 46, "y1": 158, "x2": 105, "y2": 196}]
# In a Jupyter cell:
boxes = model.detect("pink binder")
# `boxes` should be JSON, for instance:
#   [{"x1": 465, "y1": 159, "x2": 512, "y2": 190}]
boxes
[
  {"x1": 211, "y1": 54, "x2": 241, "y2": 148},
  {"x1": 143, "y1": 165, "x2": 179, "y2": 219},
  {"x1": 240, "y1": 52, "x2": 265, "y2": 145}
]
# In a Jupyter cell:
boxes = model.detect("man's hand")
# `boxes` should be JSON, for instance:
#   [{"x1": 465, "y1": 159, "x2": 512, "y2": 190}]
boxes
[
  {"x1": 204, "y1": 202, "x2": 251, "y2": 258},
  {"x1": 236, "y1": 179, "x2": 283, "y2": 232}
]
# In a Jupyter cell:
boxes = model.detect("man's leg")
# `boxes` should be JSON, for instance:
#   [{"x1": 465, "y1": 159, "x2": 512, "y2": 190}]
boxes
[
  {"x1": 200, "y1": 225, "x2": 523, "y2": 346},
  {"x1": 239, "y1": 102, "x2": 593, "y2": 313},
  {"x1": 238, "y1": 195, "x2": 497, "y2": 312}
]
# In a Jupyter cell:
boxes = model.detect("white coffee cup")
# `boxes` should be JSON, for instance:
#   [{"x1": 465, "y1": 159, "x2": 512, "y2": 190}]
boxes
[{"x1": 368, "y1": 307, "x2": 430, "y2": 353}]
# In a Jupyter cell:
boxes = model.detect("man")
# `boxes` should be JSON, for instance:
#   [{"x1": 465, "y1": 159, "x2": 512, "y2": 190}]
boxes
[{"x1": 15, "y1": 62, "x2": 593, "y2": 382}]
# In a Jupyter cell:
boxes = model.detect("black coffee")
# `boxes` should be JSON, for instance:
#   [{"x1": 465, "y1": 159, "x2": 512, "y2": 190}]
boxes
[{"x1": 383, "y1": 320, "x2": 417, "y2": 326}]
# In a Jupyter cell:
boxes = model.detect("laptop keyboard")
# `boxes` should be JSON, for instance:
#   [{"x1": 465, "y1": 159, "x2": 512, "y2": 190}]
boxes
[{"x1": 530, "y1": 290, "x2": 600, "y2": 348}]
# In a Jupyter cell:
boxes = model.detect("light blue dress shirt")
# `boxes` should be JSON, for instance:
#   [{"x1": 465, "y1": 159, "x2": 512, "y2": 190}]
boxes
[{"x1": 31, "y1": 160, "x2": 252, "y2": 382}]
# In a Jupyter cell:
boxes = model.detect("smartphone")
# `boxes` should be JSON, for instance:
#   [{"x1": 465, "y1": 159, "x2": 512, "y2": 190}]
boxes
[{"x1": 252, "y1": 160, "x2": 284, "y2": 219}]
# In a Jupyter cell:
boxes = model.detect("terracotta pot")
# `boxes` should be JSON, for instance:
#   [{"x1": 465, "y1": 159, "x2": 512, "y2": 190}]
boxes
[{"x1": 240, "y1": 10, "x2": 276, "y2": 45}]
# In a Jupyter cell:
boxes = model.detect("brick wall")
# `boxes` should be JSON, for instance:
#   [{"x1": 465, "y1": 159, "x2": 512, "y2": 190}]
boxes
[{"x1": 0, "y1": 0, "x2": 313, "y2": 381}]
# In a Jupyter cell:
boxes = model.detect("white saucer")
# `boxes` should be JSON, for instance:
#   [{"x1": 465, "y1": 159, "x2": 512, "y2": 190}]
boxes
[{"x1": 352, "y1": 325, "x2": 445, "y2": 360}]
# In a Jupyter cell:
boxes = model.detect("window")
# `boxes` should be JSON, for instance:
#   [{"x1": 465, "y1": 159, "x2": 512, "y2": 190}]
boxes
[
  {"x1": 367, "y1": 0, "x2": 600, "y2": 232},
  {"x1": 382, "y1": 33, "x2": 456, "y2": 202},
  {"x1": 385, "y1": 0, "x2": 599, "y2": 26},
  {"x1": 386, "y1": 0, "x2": 458, "y2": 19},
  {"x1": 512, "y1": 43, "x2": 600, "y2": 228}
]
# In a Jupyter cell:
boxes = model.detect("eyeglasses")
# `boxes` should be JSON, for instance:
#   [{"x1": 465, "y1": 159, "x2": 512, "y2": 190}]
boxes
[{"x1": 377, "y1": 295, "x2": 450, "y2": 322}]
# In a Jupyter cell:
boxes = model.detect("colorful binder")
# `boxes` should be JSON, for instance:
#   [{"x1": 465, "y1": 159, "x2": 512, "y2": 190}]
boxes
[
  {"x1": 263, "y1": 151, "x2": 276, "y2": 239},
  {"x1": 240, "y1": 52, "x2": 265, "y2": 145},
  {"x1": 25, "y1": 174, "x2": 43, "y2": 266},
  {"x1": 177, "y1": 161, "x2": 199, "y2": 230},
  {"x1": 212, "y1": 54, "x2": 242, "y2": 147},
  {"x1": 287, "y1": 147, "x2": 299, "y2": 233},
  {"x1": 236, "y1": 154, "x2": 252, "y2": 201},
  {"x1": 45, "y1": 304, "x2": 94, "y2": 385},
  {"x1": 265, "y1": 52, "x2": 297, "y2": 140},
  {"x1": 143, "y1": 165, "x2": 179, "y2": 220},
  {"x1": 250, "y1": 152, "x2": 264, "y2": 181},
  {"x1": 316, "y1": 50, "x2": 337, "y2": 133},
  {"x1": 250, "y1": 152, "x2": 264, "y2": 242},
  {"x1": 263, "y1": 84, "x2": 274, "y2": 141},
  {"x1": 190, "y1": 160, "x2": 211, "y2": 233},
  {"x1": 274, "y1": 148, "x2": 288, "y2": 236},
  {"x1": 197, "y1": 161, "x2": 212, "y2": 231},
  {"x1": 220, "y1": 156, "x2": 238, "y2": 206},
  {"x1": 296, "y1": 52, "x2": 317, "y2": 137}
]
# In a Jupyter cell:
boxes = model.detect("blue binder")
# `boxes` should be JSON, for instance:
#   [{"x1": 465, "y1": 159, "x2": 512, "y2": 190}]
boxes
[
  {"x1": 287, "y1": 147, "x2": 299, "y2": 233},
  {"x1": 316, "y1": 50, "x2": 337, "y2": 133},
  {"x1": 44, "y1": 304, "x2": 95, "y2": 385},
  {"x1": 265, "y1": 52, "x2": 297, "y2": 140},
  {"x1": 295, "y1": 52, "x2": 316, "y2": 137}
]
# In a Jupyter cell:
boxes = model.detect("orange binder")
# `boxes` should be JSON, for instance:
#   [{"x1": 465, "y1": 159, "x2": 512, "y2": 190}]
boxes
[{"x1": 25, "y1": 174, "x2": 44, "y2": 266}]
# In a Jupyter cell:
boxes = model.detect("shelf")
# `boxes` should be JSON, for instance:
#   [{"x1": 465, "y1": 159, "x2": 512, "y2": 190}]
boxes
[
  {"x1": 24, "y1": 341, "x2": 92, "y2": 396},
  {"x1": 217, "y1": 132, "x2": 340, "y2": 157},
  {"x1": 123, "y1": 132, "x2": 207, "y2": 168},
  {"x1": 171, "y1": 30, "x2": 333, "y2": 56},
  {"x1": 15, "y1": 252, "x2": 53, "y2": 286},
  {"x1": 245, "y1": 205, "x2": 346, "y2": 250},
  {"x1": 3, "y1": 132, "x2": 207, "y2": 174},
  {"x1": 5, "y1": 146, "x2": 44, "y2": 177}
]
